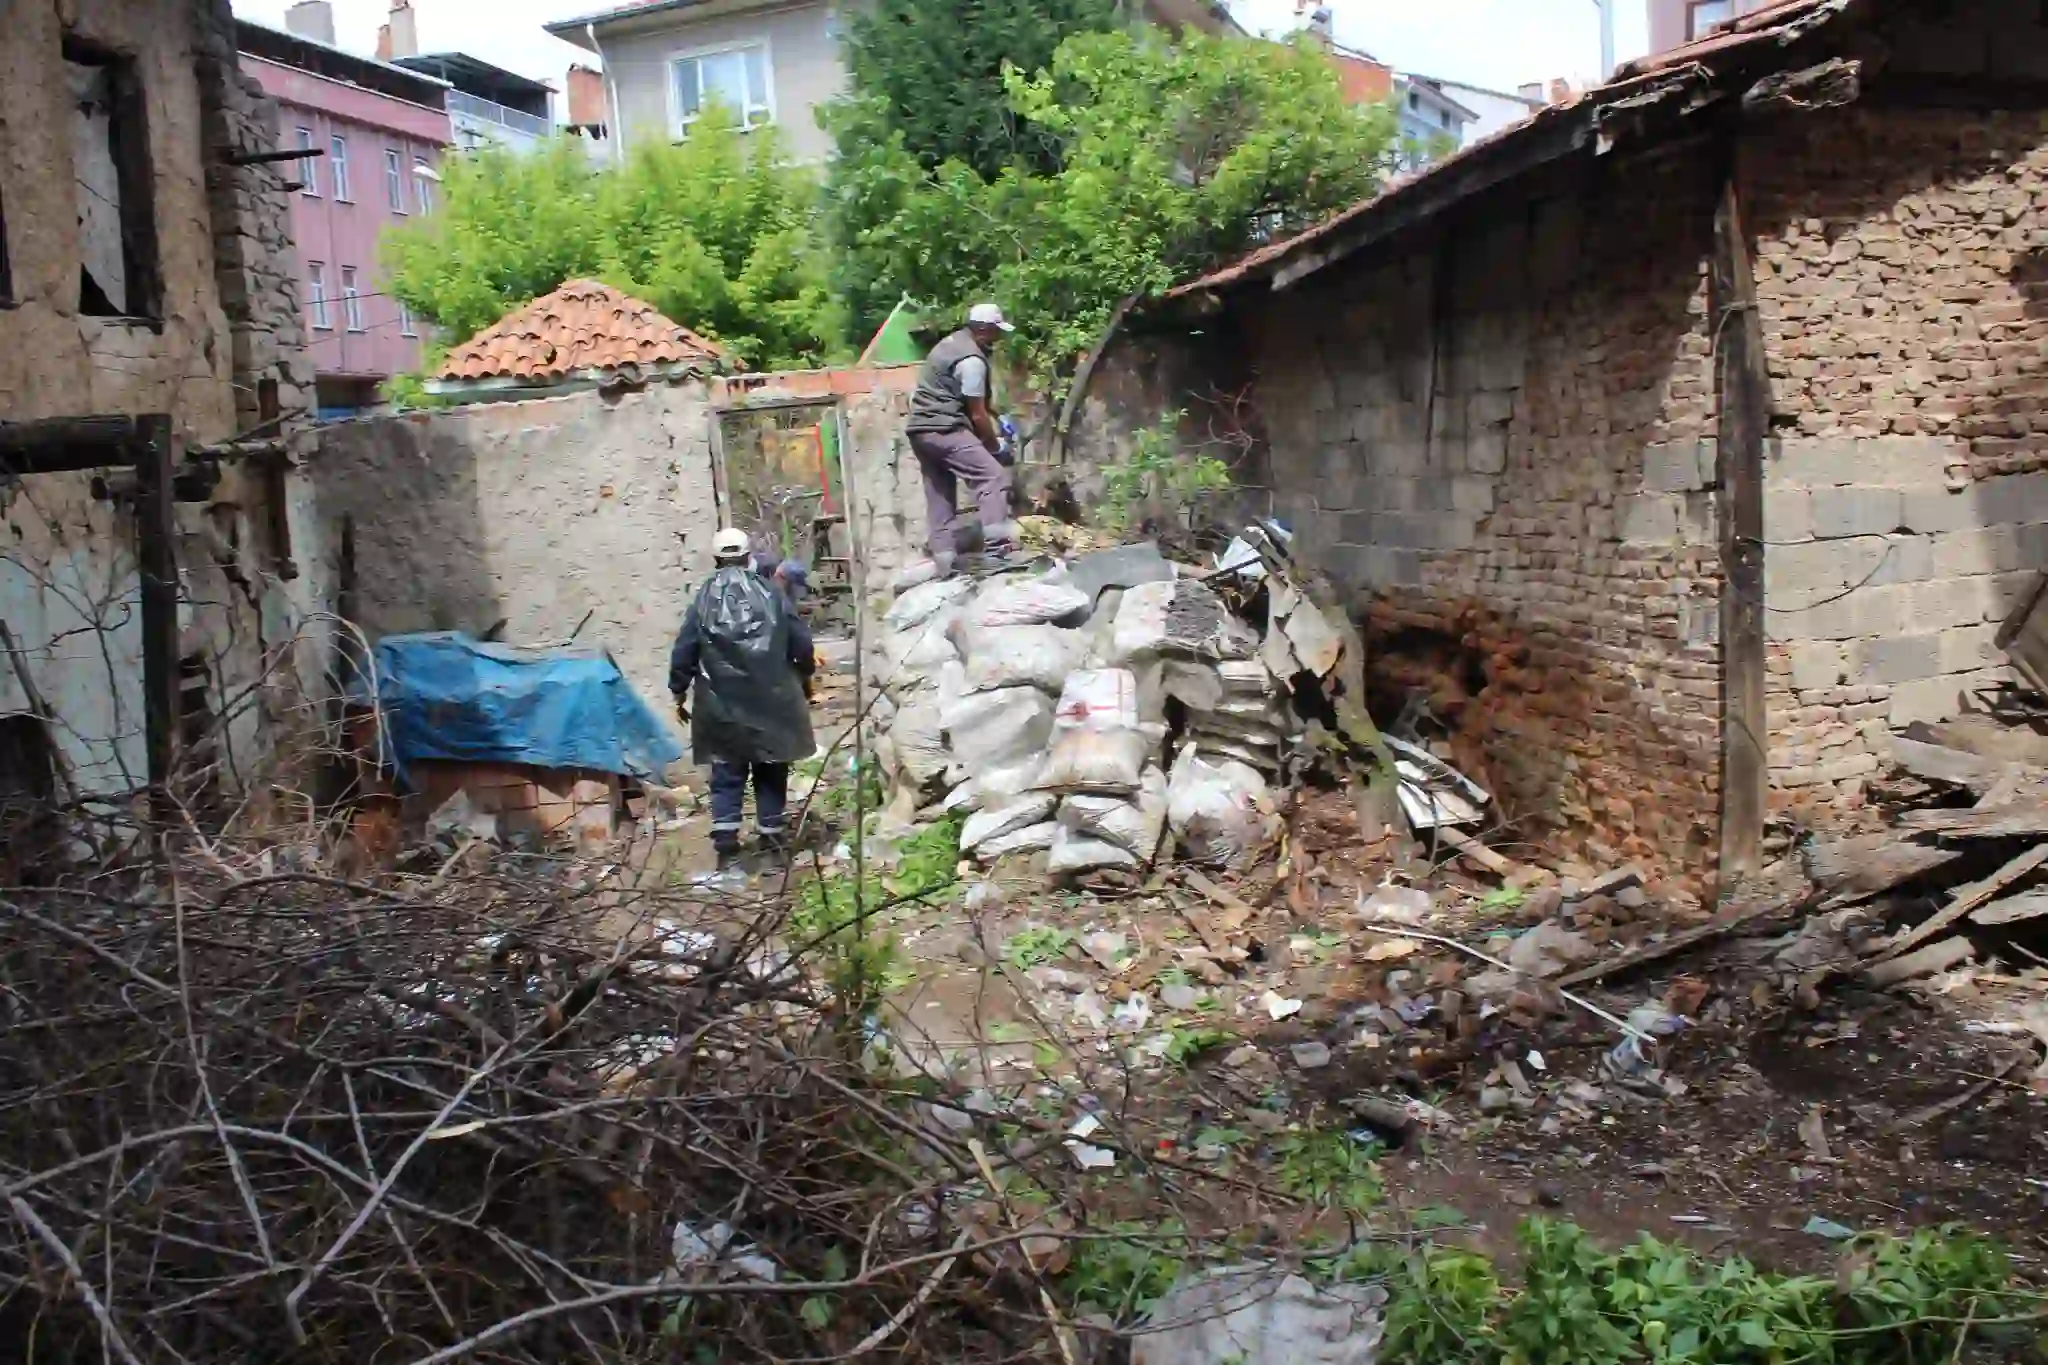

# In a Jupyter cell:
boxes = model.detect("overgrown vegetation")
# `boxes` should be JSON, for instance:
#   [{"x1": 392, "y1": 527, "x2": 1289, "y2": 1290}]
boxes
[
  {"x1": 1096, "y1": 408, "x2": 1233, "y2": 533},
  {"x1": 382, "y1": 115, "x2": 843, "y2": 375},
  {"x1": 827, "y1": 25, "x2": 1396, "y2": 385},
  {"x1": 1334, "y1": 1218, "x2": 2038, "y2": 1365},
  {"x1": 790, "y1": 812, "x2": 964, "y2": 1007}
]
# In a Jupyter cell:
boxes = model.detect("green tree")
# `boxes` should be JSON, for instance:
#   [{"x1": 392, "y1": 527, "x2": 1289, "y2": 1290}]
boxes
[
  {"x1": 844, "y1": 0, "x2": 1118, "y2": 178},
  {"x1": 830, "y1": 29, "x2": 1396, "y2": 387},
  {"x1": 826, "y1": 0, "x2": 1119, "y2": 340},
  {"x1": 382, "y1": 111, "x2": 843, "y2": 377}
]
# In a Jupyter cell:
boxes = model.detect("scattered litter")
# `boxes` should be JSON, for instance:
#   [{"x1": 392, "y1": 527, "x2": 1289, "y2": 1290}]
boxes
[
  {"x1": 671, "y1": 1221, "x2": 778, "y2": 1282},
  {"x1": 1068, "y1": 1113, "x2": 1102, "y2": 1140},
  {"x1": 1364, "y1": 937, "x2": 1422, "y2": 962},
  {"x1": 1798, "y1": 1105, "x2": 1833, "y2": 1163},
  {"x1": 1066, "y1": 1141, "x2": 1118, "y2": 1171},
  {"x1": 1262, "y1": 991, "x2": 1303, "y2": 1021},
  {"x1": 1803, "y1": 1215, "x2": 1857, "y2": 1241},
  {"x1": 1355, "y1": 883, "x2": 1433, "y2": 926},
  {"x1": 1132, "y1": 1264, "x2": 1384, "y2": 1365},
  {"x1": 1289, "y1": 1041, "x2": 1332, "y2": 1070},
  {"x1": 1162, "y1": 982, "x2": 1203, "y2": 1011}
]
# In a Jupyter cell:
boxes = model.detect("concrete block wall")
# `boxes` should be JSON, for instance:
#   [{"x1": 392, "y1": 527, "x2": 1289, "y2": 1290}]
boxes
[
  {"x1": 1742, "y1": 104, "x2": 2048, "y2": 818},
  {"x1": 1247, "y1": 150, "x2": 1724, "y2": 876}
]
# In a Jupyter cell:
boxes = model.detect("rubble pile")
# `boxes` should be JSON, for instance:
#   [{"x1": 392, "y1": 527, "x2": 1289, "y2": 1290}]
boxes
[{"x1": 865, "y1": 544, "x2": 1310, "y2": 873}]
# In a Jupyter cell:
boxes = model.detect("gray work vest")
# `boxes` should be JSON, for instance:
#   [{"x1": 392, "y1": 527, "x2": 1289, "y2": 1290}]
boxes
[{"x1": 906, "y1": 328, "x2": 989, "y2": 435}]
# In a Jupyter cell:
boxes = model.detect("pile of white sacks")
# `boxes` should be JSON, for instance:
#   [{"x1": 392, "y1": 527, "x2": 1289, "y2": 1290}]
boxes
[{"x1": 866, "y1": 563, "x2": 1293, "y2": 873}]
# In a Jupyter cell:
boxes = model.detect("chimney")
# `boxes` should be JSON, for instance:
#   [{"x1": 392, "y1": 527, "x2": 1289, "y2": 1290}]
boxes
[
  {"x1": 1306, "y1": 5, "x2": 1335, "y2": 45},
  {"x1": 567, "y1": 64, "x2": 608, "y2": 128},
  {"x1": 284, "y1": 1, "x2": 336, "y2": 45},
  {"x1": 375, "y1": 24, "x2": 393, "y2": 60},
  {"x1": 386, "y1": 0, "x2": 419, "y2": 60}
]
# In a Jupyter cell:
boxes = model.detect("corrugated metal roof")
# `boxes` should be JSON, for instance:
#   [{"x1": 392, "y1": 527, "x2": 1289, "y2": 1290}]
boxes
[{"x1": 1169, "y1": 0, "x2": 1857, "y2": 298}]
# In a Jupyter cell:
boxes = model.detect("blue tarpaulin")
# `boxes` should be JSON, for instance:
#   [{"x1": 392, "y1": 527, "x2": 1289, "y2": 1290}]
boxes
[{"x1": 368, "y1": 633, "x2": 683, "y2": 782}]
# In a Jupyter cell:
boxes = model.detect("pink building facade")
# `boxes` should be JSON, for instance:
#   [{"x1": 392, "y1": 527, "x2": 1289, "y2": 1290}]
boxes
[{"x1": 239, "y1": 17, "x2": 451, "y2": 414}]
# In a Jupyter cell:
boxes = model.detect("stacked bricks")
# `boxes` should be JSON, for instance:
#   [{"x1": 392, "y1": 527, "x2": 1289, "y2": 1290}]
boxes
[
  {"x1": 1743, "y1": 105, "x2": 2048, "y2": 819},
  {"x1": 1249, "y1": 149, "x2": 1726, "y2": 880}
]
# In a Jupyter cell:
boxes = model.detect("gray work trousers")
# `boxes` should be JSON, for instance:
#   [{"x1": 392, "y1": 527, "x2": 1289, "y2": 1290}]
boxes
[{"x1": 908, "y1": 427, "x2": 1016, "y2": 559}]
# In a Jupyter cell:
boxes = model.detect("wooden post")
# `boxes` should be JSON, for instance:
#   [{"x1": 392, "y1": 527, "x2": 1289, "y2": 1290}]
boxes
[
  {"x1": 134, "y1": 414, "x2": 181, "y2": 842},
  {"x1": 1710, "y1": 151, "x2": 1769, "y2": 881}
]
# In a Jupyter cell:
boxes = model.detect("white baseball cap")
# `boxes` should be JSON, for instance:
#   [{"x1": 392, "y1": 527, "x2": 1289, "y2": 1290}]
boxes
[
  {"x1": 967, "y1": 302, "x2": 1015, "y2": 332},
  {"x1": 712, "y1": 527, "x2": 751, "y2": 558}
]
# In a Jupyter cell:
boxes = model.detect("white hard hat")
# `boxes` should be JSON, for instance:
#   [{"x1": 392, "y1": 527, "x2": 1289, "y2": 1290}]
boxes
[
  {"x1": 712, "y1": 527, "x2": 751, "y2": 558},
  {"x1": 967, "y1": 302, "x2": 1015, "y2": 332}
]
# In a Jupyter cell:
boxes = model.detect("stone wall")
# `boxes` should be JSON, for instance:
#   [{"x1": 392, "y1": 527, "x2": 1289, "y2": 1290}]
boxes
[
  {"x1": 308, "y1": 369, "x2": 923, "y2": 745},
  {"x1": 1243, "y1": 152, "x2": 1723, "y2": 876},
  {"x1": 0, "y1": 0, "x2": 314, "y2": 798},
  {"x1": 1743, "y1": 105, "x2": 2048, "y2": 820}
]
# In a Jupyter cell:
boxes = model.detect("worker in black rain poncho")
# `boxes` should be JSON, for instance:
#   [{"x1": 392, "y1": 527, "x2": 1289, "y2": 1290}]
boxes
[{"x1": 669, "y1": 528, "x2": 816, "y2": 866}]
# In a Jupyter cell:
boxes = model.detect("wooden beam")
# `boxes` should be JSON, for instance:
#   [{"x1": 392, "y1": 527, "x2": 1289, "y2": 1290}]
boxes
[
  {"x1": 1710, "y1": 147, "x2": 1769, "y2": 881},
  {"x1": 1874, "y1": 842, "x2": 2048, "y2": 962},
  {"x1": 0, "y1": 416, "x2": 147, "y2": 473},
  {"x1": 134, "y1": 415, "x2": 180, "y2": 844}
]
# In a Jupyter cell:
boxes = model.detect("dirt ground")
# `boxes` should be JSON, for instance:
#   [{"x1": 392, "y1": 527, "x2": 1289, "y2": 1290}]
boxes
[{"x1": 640, "y1": 657, "x2": 2048, "y2": 1283}]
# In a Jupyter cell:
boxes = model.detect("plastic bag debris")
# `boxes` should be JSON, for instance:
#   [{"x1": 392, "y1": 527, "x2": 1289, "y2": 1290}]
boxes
[
  {"x1": 976, "y1": 820, "x2": 1061, "y2": 859},
  {"x1": 943, "y1": 685, "x2": 1056, "y2": 773},
  {"x1": 970, "y1": 578, "x2": 1091, "y2": 628},
  {"x1": 1057, "y1": 765, "x2": 1169, "y2": 857},
  {"x1": 1110, "y1": 580, "x2": 1259, "y2": 664},
  {"x1": 1355, "y1": 883, "x2": 1433, "y2": 926},
  {"x1": 1506, "y1": 921, "x2": 1596, "y2": 979},
  {"x1": 1133, "y1": 1266, "x2": 1384, "y2": 1365},
  {"x1": 961, "y1": 793, "x2": 1060, "y2": 854},
  {"x1": 1038, "y1": 726, "x2": 1156, "y2": 795},
  {"x1": 960, "y1": 623, "x2": 1088, "y2": 694},
  {"x1": 427, "y1": 789, "x2": 498, "y2": 847},
  {"x1": 671, "y1": 1221, "x2": 778, "y2": 1282},
  {"x1": 1047, "y1": 823, "x2": 1141, "y2": 875},
  {"x1": 1167, "y1": 747, "x2": 1280, "y2": 868},
  {"x1": 1054, "y1": 668, "x2": 1141, "y2": 731},
  {"x1": 885, "y1": 576, "x2": 975, "y2": 631},
  {"x1": 887, "y1": 698, "x2": 949, "y2": 788}
]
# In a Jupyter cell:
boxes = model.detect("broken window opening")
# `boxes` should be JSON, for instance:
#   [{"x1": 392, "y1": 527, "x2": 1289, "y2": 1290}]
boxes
[{"x1": 64, "y1": 35, "x2": 161, "y2": 322}]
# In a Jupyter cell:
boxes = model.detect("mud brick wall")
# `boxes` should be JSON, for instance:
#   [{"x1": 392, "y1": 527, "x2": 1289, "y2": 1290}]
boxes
[
  {"x1": 1247, "y1": 152, "x2": 1723, "y2": 876},
  {"x1": 1743, "y1": 106, "x2": 2048, "y2": 821}
]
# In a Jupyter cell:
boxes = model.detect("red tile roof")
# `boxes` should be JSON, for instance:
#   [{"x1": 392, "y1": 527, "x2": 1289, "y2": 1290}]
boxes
[
  {"x1": 1169, "y1": 0, "x2": 1855, "y2": 298},
  {"x1": 435, "y1": 280, "x2": 727, "y2": 384}
]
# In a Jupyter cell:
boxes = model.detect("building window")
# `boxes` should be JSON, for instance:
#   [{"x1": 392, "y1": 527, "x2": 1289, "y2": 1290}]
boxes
[
  {"x1": 1440, "y1": 109, "x2": 1453, "y2": 130},
  {"x1": 413, "y1": 157, "x2": 434, "y2": 214},
  {"x1": 296, "y1": 126, "x2": 320, "y2": 195},
  {"x1": 1408, "y1": 91, "x2": 1420, "y2": 110},
  {"x1": 399, "y1": 302, "x2": 418, "y2": 337},
  {"x1": 308, "y1": 263, "x2": 330, "y2": 329},
  {"x1": 341, "y1": 267, "x2": 364, "y2": 331},
  {"x1": 385, "y1": 148, "x2": 405, "y2": 212},
  {"x1": 1687, "y1": 0, "x2": 1737, "y2": 38},
  {"x1": 63, "y1": 35, "x2": 161, "y2": 320},
  {"x1": 670, "y1": 43, "x2": 773, "y2": 134},
  {"x1": 330, "y1": 134, "x2": 352, "y2": 201}
]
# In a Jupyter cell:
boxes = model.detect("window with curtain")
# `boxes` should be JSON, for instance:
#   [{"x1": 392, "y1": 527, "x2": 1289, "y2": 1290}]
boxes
[{"x1": 671, "y1": 44, "x2": 772, "y2": 133}]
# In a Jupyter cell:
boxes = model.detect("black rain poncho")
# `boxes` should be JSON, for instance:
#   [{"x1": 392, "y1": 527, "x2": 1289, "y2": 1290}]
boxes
[{"x1": 670, "y1": 566, "x2": 815, "y2": 765}]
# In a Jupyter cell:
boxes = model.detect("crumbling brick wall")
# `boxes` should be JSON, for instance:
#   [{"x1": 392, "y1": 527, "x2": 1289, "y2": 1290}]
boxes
[
  {"x1": 1247, "y1": 151, "x2": 1722, "y2": 877},
  {"x1": 1743, "y1": 104, "x2": 2048, "y2": 822}
]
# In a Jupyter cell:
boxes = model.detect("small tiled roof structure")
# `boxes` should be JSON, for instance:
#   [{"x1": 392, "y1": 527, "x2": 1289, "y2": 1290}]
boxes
[{"x1": 433, "y1": 280, "x2": 727, "y2": 389}]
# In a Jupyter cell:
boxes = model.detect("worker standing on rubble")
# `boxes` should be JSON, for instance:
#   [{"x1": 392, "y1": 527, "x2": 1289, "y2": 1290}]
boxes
[
  {"x1": 669, "y1": 528, "x2": 817, "y2": 868},
  {"x1": 905, "y1": 303, "x2": 1019, "y2": 572}
]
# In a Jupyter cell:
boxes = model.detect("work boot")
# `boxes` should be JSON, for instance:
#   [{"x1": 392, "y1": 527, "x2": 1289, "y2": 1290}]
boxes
[{"x1": 756, "y1": 830, "x2": 791, "y2": 862}]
